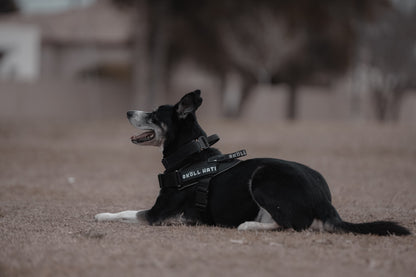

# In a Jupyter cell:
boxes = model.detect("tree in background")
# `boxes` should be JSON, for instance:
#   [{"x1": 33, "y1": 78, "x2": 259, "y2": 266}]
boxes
[
  {"x1": 353, "y1": 2, "x2": 416, "y2": 122},
  {"x1": 113, "y1": 0, "x2": 389, "y2": 119},
  {"x1": 190, "y1": 0, "x2": 390, "y2": 119}
]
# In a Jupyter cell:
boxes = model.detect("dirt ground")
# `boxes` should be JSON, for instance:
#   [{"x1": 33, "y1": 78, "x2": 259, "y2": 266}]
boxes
[{"x1": 1, "y1": 118, "x2": 415, "y2": 277}]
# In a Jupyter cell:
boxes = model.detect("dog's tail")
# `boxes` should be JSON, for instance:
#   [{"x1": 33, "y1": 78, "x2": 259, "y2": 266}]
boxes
[
  {"x1": 331, "y1": 219, "x2": 411, "y2": 236},
  {"x1": 322, "y1": 203, "x2": 411, "y2": 236}
]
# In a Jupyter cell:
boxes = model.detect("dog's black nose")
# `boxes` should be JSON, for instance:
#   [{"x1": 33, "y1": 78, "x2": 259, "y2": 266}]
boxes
[{"x1": 127, "y1": 111, "x2": 134, "y2": 118}]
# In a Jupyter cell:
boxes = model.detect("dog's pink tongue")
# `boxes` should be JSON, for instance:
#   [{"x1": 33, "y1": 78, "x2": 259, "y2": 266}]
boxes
[
  {"x1": 131, "y1": 134, "x2": 145, "y2": 140},
  {"x1": 131, "y1": 131, "x2": 154, "y2": 142}
]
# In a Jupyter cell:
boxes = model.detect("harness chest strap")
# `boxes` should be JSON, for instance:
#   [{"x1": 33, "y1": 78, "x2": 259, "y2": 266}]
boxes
[
  {"x1": 158, "y1": 150, "x2": 247, "y2": 190},
  {"x1": 158, "y1": 134, "x2": 247, "y2": 223},
  {"x1": 158, "y1": 157, "x2": 242, "y2": 223},
  {"x1": 195, "y1": 178, "x2": 210, "y2": 211}
]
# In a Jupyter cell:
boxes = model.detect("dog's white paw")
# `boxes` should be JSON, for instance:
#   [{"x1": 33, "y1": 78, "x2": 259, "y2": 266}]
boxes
[
  {"x1": 95, "y1": 213, "x2": 113, "y2": 222},
  {"x1": 94, "y1": 211, "x2": 140, "y2": 223},
  {"x1": 238, "y1": 221, "x2": 279, "y2": 231},
  {"x1": 238, "y1": 221, "x2": 257, "y2": 231}
]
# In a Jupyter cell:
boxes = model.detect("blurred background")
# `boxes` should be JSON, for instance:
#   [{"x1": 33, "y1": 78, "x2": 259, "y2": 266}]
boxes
[
  {"x1": 0, "y1": 0, "x2": 415, "y2": 123},
  {"x1": 1, "y1": 3, "x2": 416, "y2": 276}
]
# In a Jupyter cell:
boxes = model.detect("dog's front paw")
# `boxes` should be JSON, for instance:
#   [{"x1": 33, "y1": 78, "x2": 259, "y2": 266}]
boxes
[
  {"x1": 95, "y1": 213, "x2": 113, "y2": 222},
  {"x1": 94, "y1": 210, "x2": 142, "y2": 223}
]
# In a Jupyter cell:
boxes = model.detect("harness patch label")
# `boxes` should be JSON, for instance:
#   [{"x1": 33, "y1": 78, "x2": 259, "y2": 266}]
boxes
[
  {"x1": 181, "y1": 165, "x2": 218, "y2": 181},
  {"x1": 227, "y1": 150, "x2": 247, "y2": 159}
]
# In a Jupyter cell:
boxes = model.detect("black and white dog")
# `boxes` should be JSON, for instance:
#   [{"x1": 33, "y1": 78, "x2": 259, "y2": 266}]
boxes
[{"x1": 95, "y1": 90, "x2": 410, "y2": 236}]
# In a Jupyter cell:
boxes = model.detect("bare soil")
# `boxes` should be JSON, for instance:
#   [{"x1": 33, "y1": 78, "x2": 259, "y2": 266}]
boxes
[{"x1": 1, "y1": 119, "x2": 415, "y2": 277}]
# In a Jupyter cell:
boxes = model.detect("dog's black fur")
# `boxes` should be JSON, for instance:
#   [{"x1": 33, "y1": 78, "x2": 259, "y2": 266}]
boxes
[{"x1": 112, "y1": 90, "x2": 410, "y2": 236}]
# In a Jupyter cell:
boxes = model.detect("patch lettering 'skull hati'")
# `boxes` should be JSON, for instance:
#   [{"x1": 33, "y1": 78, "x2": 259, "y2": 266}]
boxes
[{"x1": 181, "y1": 166, "x2": 218, "y2": 181}]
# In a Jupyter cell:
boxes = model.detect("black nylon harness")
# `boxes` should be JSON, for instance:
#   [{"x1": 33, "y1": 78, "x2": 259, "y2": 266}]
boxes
[
  {"x1": 158, "y1": 134, "x2": 247, "y2": 222},
  {"x1": 161, "y1": 135, "x2": 220, "y2": 170}
]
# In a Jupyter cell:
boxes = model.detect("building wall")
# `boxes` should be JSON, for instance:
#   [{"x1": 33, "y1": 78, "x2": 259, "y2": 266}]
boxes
[
  {"x1": 41, "y1": 44, "x2": 132, "y2": 79},
  {"x1": 0, "y1": 24, "x2": 40, "y2": 81}
]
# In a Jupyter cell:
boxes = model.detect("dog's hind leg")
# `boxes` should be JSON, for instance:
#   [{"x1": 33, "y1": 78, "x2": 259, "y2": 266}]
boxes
[
  {"x1": 237, "y1": 207, "x2": 280, "y2": 231},
  {"x1": 249, "y1": 166, "x2": 322, "y2": 231},
  {"x1": 238, "y1": 221, "x2": 279, "y2": 231},
  {"x1": 95, "y1": 210, "x2": 148, "y2": 224}
]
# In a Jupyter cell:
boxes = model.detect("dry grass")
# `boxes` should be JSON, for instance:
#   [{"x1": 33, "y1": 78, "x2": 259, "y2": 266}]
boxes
[{"x1": 0, "y1": 119, "x2": 415, "y2": 277}]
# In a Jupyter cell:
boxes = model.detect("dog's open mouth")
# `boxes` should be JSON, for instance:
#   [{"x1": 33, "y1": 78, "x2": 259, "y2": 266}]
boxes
[{"x1": 131, "y1": 130, "x2": 155, "y2": 144}]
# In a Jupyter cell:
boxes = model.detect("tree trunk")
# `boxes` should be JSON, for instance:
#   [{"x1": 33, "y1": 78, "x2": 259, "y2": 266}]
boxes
[
  {"x1": 132, "y1": 0, "x2": 150, "y2": 108},
  {"x1": 373, "y1": 89, "x2": 387, "y2": 122},
  {"x1": 148, "y1": 0, "x2": 170, "y2": 106},
  {"x1": 131, "y1": 0, "x2": 170, "y2": 109},
  {"x1": 286, "y1": 83, "x2": 298, "y2": 120},
  {"x1": 221, "y1": 71, "x2": 255, "y2": 117},
  {"x1": 222, "y1": 71, "x2": 243, "y2": 117}
]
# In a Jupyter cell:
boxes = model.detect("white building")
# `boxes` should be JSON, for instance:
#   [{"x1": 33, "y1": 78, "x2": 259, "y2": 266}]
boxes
[
  {"x1": 0, "y1": 0, "x2": 134, "y2": 81},
  {"x1": 0, "y1": 24, "x2": 40, "y2": 81}
]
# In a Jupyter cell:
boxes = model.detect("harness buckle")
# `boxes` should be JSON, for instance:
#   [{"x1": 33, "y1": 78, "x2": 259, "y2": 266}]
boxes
[
  {"x1": 196, "y1": 136, "x2": 210, "y2": 150},
  {"x1": 158, "y1": 170, "x2": 181, "y2": 189}
]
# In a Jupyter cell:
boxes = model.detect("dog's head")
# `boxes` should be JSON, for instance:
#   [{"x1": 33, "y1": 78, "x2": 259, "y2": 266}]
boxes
[{"x1": 127, "y1": 90, "x2": 206, "y2": 153}]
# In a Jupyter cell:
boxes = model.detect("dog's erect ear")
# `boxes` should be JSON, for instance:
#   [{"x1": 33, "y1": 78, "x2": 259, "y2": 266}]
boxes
[{"x1": 175, "y1": 90, "x2": 203, "y2": 119}]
